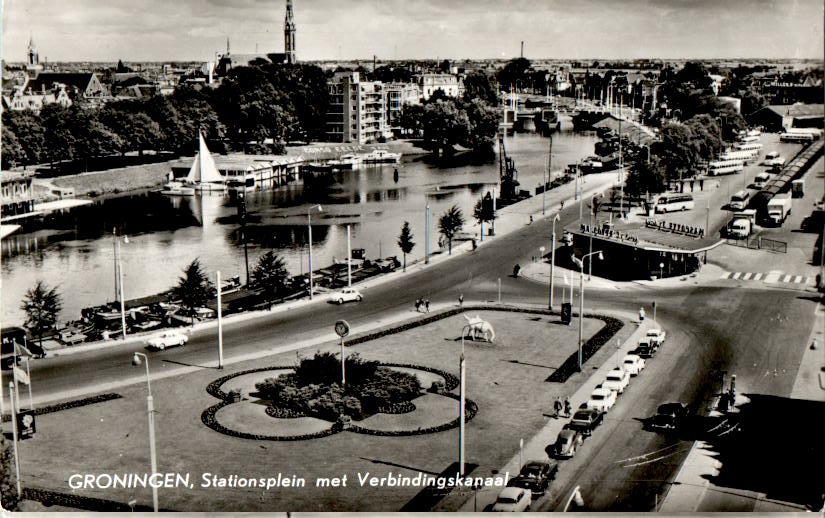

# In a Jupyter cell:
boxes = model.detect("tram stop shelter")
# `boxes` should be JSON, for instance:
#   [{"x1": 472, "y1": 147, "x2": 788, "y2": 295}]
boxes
[{"x1": 565, "y1": 216, "x2": 724, "y2": 280}]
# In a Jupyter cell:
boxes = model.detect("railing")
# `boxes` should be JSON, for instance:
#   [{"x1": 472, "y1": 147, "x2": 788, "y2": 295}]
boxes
[{"x1": 725, "y1": 235, "x2": 787, "y2": 253}]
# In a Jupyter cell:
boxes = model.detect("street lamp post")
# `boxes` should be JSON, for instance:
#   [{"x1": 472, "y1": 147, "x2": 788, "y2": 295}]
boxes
[
  {"x1": 571, "y1": 251, "x2": 603, "y2": 371},
  {"x1": 307, "y1": 205, "x2": 323, "y2": 300},
  {"x1": 131, "y1": 352, "x2": 159, "y2": 512},
  {"x1": 660, "y1": 262, "x2": 665, "y2": 280},
  {"x1": 550, "y1": 214, "x2": 560, "y2": 310},
  {"x1": 459, "y1": 324, "x2": 471, "y2": 477},
  {"x1": 589, "y1": 193, "x2": 603, "y2": 280},
  {"x1": 113, "y1": 228, "x2": 128, "y2": 340}
]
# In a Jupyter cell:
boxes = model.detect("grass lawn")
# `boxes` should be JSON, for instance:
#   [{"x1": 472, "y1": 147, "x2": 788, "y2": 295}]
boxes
[{"x1": 17, "y1": 309, "x2": 628, "y2": 512}]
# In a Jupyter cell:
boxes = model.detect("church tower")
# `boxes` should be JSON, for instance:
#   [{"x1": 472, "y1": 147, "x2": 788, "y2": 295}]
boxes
[
  {"x1": 26, "y1": 34, "x2": 43, "y2": 78},
  {"x1": 284, "y1": 0, "x2": 296, "y2": 64}
]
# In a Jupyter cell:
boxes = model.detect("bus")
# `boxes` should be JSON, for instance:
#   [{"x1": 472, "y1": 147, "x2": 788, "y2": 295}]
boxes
[
  {"x1": 753, "y1": 172, "x2": 771, "y2": 189},
  {"x1": 738, "y1": 135, "x2": 760, "y2": 143},
  {"x1": 729, "y1": 190, "x2": 750, "y2": 210},
  {"x1": 780, "y1": 132, "x2": 815, "y2": 143},
  {"x1": 708, "y1": 159, "x2": 744, "y2": 176},
  {"x1": 734, "y1": 142, "x2": 763, "y2": 153},
  {"x1": 720, "y1": 149, "x2": 758, "y2": 163},
  {"x1": 655, "y1": 193, "x2": 695, "y2": 213}
]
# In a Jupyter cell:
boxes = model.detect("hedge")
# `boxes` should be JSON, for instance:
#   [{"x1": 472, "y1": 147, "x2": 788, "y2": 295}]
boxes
[
  {"x1": 546, "y1": 314, "x2": 624, "y2": 383},
  {"x1": 200, "y1": 400, "x2": 341, "y2": 441},
  {"x1": 1, "y1": 393, "x2": 122, "y2": 423},
  {"x1": 349, "y1": 395, "x2": 479, "y2": 437}
]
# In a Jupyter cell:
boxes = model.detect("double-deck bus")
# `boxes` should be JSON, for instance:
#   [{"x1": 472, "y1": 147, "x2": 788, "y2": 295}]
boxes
[{"x1": 655, "y1": 193, "x2": 695, "y2": 213}]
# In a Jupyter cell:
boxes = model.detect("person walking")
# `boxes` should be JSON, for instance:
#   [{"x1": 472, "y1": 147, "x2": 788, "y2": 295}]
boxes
[
  {"x1": 564, "y1": 398, "x2": 572, "y2": 418},
  {"x1": 553, "y1": 397, "x2": 563, "y2": 419},
  {"x1": 424, "y1": 299, "x2": 430, "y2": 313},
  {"x1": 639, "y1": 307, "x2": 646, "y2": 323},
  {"x1": 458, "y1": 293, "x2": 464, "y2": 306}
]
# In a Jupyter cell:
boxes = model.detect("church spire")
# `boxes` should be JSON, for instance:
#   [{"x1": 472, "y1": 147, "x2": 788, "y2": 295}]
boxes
[{"x1": 284, "y1": 0, "x2": 296, "y2": 64}]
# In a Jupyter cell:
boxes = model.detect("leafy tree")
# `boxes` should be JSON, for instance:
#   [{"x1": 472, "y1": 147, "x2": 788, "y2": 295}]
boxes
[
  {"x1": 40, "y1": 104, "x2": 76, "y2": 169},
  {"x1": 625, "y1": 156, "x2": 666, "y2": 198},
  {"x1": 0, "y1": 436, "x2": 19, "y2": 511},
  {"x1": 473, "y1": 192, "x2": 496, "y2": 242},
  {"x1": 397, "y1": 221, "x2": 415, "y2": 271},
  {"x1": 65, "y1": 106, "x2": 123, "y2": 167},
  {"x1": 20, "y1": 281, "x2": 62, "y2": 348},
  {"x1": 497, "y1": 57, "x2": 533, "y2": 92},
  {"x1": 251, "y1": 251, "x2": 290, "y2": 306},
  {"x1": 171, "y1": 258, "x2": 215, "y2": 325},
  {"x1": 462, "y1": 71, "x2": 499, "y2": 105},
  {"x1": 1, "y1": 127, "x2": 25, "y2": 169},
  {"x1": 1, "y1": 110, "x2": 42, "y2": 165},
  {"x1": 422, "y1": 99, "x2": 468, "y2": 156},
  {"x1": 438, "y1": 205, "x2": 465, "y2": 255},
  {"x1": 399, "y1": 103, "x2": 425, "y2": 137},
  {"x1": 460, "y1": 98, "x2": 499, "y2": 156}
]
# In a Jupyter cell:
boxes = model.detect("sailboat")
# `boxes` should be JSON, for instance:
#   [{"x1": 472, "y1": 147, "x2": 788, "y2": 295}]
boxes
[{"x1": 184, "y1": 132, "x2": 227, "y2": 193}]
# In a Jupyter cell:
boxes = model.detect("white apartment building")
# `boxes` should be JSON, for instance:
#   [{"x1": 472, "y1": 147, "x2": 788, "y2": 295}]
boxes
[
  {"x1": 420, "y1": 74, "x2": 460, "y2": 101},
  {"x1": 384, "y1": 82, "x2": 421, "y2": 136},
  {"x1": 326, "y1": 71, "x2": 390, "y2": 143}
]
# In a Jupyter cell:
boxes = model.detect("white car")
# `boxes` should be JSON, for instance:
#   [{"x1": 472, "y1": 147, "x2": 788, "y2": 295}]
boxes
[
  {"x1": 646, "y1": 329, "x2": 667, "y2": 347},
  {"x1": 491, "y1": 486, "x2": 531, "y2": 512},
  {"x1": 602, "y1": 368, "x2": 631, "y2": 395},
  {"x1": 330, "y1": 288, "x2": 363, "y2": 304},
  {"x1": 146, "y1": 331, "x2": 188, "y2": 351},
  {"x1": 586, "y1": 387, "x2": 617, "y2": 413},
  {"x1": 622, "y1": 354, "x2": 646, "y2": 376}
]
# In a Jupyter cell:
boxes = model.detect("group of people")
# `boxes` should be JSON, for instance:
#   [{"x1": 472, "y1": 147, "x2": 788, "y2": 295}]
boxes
[
  {"x1": 415, "y1": 297, "x2": 430, "y2": 313},
  {"x1": 553, "y1": 397, "x2": 573, "y2": 418}
]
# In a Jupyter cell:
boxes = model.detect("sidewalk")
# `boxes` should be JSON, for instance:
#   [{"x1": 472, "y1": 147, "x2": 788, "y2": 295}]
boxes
[
  {"x1": 459, "y1": 314, "x2": 653, "y2": 512},
  {"x1": 41, "y1": 171, "x2": 621, "y2": 360}
]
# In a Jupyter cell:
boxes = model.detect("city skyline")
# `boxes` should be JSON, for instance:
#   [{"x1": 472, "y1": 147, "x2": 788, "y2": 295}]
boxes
[{"x1": 1, "y1": 0, "x2": 823, "y2": 63}]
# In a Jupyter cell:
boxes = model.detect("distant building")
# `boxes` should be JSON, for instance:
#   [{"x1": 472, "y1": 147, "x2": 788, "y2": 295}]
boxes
[
  {"x1": 26, "y1": 72, "x2": 106, "y2": 99},
  {"x1": 326, "y1": 71, "x2": 389, "y2": 143},
  {"x1": 708, "y1": 74, "x2": 725, "y2": 95},
  {"x1": 419, "y1": 74, "x2": 460, "y2": 100},
  {"x1": 2, "y1": 81, "x2": 72, "y2": 112},
  {"x1": 384, "y1": 83, "x2": 420, "y2": 136},
  {"x1": 746, "y1": 104, "x2": 824, "y2": 132},
  {"x1": 25, "y1": 35, "x2": 43, "y2": 78},
  {"x1": 284, "y1": 0, "x2": 296, "y2": 65},
  {"x1": 1, "y1": 171, "x2": 35, "y2": 218},
  {"x1": 761, "y1": 76, "x2": 823, "y2": 105}
]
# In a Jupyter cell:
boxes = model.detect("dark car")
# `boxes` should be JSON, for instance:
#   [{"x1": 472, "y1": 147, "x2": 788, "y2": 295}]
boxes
[
  {"x1": 632, "y1": 342, "x2": 655, "y2": 359},
  {"x1": 550, "y1": 427, "x2": 584, "y2": 459},
  {"x1": 649, "y1": 402, "x2": 689, "y2": 431},
  {"x1": 507, "y1": 460, "x2": 559, "y2": 496},
  {"x1": 568, "y1": 408, "x2": 604, "y2": 436}
]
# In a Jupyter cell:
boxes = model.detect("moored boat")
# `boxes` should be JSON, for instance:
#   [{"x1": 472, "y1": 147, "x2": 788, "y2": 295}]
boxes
[
  {"x1": 328, "y1": 154, "x2": 364, "y2": 170},
  {"x1": 362, "y1": 150, "x2": 402, "y2": 164}
]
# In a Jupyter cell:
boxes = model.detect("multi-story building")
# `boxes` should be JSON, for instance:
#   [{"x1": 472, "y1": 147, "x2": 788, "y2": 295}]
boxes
[
  {"x1": 419, "y1": 73, "x2": 460, "y2": 100},
  {"x1": 1, "y1": 171, "x2": 35, "y2": 219},
  {"x1": 326, "y1": 71, "x2": 389, "y2": 143},
  {"x1": 383, "y1": 83, "x2": 420, "y2": 136}
]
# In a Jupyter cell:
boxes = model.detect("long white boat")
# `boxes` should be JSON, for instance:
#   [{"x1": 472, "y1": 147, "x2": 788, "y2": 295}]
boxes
[
  {"x1": 362, "y1": 150, "x2": 402, "y2": 164},
  {"x1": 160, "y1": 180, "x2": 196, "y2": 196},
  {"x1": 328, "y1": 154, "x2": 364, "y2": 170}
]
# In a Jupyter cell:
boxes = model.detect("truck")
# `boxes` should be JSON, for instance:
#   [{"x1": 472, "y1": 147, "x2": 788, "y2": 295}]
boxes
[
  {"x1": 728, "y1": 217, "x2": 751, "y2": 238},
  {"x1": 766, "y1": 194, "x2": 792, "y2": 226}
]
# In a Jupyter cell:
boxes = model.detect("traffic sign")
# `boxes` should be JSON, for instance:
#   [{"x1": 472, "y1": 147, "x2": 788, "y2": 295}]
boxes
[{"x1": 334, "y1": 320, "x2": 350, "y2": 337}]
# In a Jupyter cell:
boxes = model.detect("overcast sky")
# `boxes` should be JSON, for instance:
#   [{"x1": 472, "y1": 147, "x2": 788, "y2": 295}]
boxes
[{"x1": 2, "y1": 0, "x2": 823, "y2": 63}]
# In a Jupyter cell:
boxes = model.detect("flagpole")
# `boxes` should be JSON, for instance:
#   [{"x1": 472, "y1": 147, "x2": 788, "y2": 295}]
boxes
[
  {"x1": 9, "y1": 382, "x2": 21, "y2": 498},
  {"x1": 12, "y1": 345, "x2": 20, "y2": 411},
  {"x1": 26, "y1": 358, "x2": 33, "y2": 410}
]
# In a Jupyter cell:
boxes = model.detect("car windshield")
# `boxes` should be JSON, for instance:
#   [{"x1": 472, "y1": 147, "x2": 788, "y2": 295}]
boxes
[
  {"x1": 497, "y1": 497, "x2": 516, "y2": 504},
  {"x1": 624, "y1": 359, "x2": 634, "y2": 365},
  {"x1": 607, "y1": 375, "x2": 620, "y2": 381},
  {"x1": 592, "y1": 394, "x2": 604, "y2": 401},
  {"x1": 572, "y1": 411, "x2": 589, "y2": 420}
]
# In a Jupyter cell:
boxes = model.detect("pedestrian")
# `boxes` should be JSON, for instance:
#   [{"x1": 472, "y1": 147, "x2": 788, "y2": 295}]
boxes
[
  {"x1": 639, "y1": 307, "x2": 645, "y2": 322},
  {"x1": 425, "y1": 299, "x2": 430, "y2": 313},
  {"x1": 560, "y1": 200, "x2": 565, "y2": 210},
  {"x1": 564, "y1": 398, "x2": 572, "y2": 418},
  {"x1": 458, "y1": 293, "x2": 464, "y2": 306},
  {"x1": 529, "y1": 215, "x2": 534, "y2": 224},
  {"x1": 553, "y1": 397, "x2": 563, "y2": 419}
]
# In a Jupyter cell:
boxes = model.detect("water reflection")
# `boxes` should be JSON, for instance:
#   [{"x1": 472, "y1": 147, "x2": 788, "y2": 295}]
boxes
[{"x1": 1, "y1": 131, "x2": 598, "y2": 325}]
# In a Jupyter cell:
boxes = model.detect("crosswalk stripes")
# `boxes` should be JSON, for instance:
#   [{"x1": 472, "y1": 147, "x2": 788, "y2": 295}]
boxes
[{"x1": 720, "y1": 271, "x2": 811, "y2": 285}]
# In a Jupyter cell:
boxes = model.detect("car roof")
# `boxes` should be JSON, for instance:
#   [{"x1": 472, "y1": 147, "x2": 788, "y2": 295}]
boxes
[
  {"x1": 591, "y1": 387, "x2": 612, "y2": 396},
  {"x1": 607, "y1": 369, "x2": 624, "y2": 376},
  {"x1": 657, "y1": 402, "x2": 685, "y2": 413},
  {"x1": 623, "y1": 354, "x2": 641, "y2": 361},
  {"x1": 498, "y1": 486, "x2": 526, "y2": 498},
  {"x1": 523, "y1": 461, "x2": 547, "y2": 469},
  {"x1": 559, "y1": 428, "x2": 577, "y2": 438}
]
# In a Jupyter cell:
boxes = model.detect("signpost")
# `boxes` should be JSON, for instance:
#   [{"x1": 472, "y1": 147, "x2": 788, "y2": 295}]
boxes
[{"x1": 334, "y1": 320, "x2": 350, "y2": 386}]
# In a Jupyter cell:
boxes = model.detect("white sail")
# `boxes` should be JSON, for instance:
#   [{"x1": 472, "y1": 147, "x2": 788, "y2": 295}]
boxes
[{"x1": 185, "y1": 132, "x2": 224, "y2": 185}]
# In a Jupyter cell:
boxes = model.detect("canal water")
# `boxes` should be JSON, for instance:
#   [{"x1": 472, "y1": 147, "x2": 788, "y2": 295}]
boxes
[{"x1": 1, "y1": 129, "x2": 598, "y2": 325}]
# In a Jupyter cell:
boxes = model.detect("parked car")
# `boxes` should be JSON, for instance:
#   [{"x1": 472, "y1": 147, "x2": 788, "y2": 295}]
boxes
[
  {"x1": 552, "y1": 427, "x2": 584, "y2": 458},
  {"x1": 562, "y1": 231, "x2": 574, "y2": 246},
  {"x1": 491, "y1": 486, "x2": 532, "y2": 512},
  {"x1": 646, "y1": 329, "x2": 667, "y2": 347},
  {"x1": 633, "y1": 341, "x2": 655, "y2": 359},
  {"x1": 649, "y1": 402, "x2": 689, "y2": 432},
  {"x1": 329, "y1": 288, "x2": 363, "y2": 304},
  {"x1": 146, "y1": 330, "x2": 188, "y2": 351},
  {"x1": 586, "y1": 387, "x2": 617, "y2": 413},
  {"x1": 568, "y1": 408, "x2": 604, "y2": 436},
  {"x1": 622, "y1": 354, "x2": 646, "y2": 376},
  {"x1": 602, "y1": 368, "x2": 631, "y2": 395},
  {"x1": 507, "y1": 460, "x2": 558, "y2": 496}
]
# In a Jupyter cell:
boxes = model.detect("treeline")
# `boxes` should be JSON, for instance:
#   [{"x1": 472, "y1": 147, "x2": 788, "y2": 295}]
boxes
[
  {"x1": 399, "y1": 72, "x2": 500, "y2": 157},
  {"x1": 1, "y1": 63, "x2": 329, "y2": 170}
]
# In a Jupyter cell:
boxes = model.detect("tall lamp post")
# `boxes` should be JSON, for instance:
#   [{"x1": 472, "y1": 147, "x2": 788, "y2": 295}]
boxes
[
  {"x1": 589, "y1": 193, "x2": 603, "y2": 280},
  {"x1": 458, "y1": 324, "x2": 471, "y2": 477},
  {"x1": 424, "y1": 190, "x2": 440, "y2": 264},
  {"x1": 131, "y1": 352, "x2": 158, "y2": 512},
  {"x1": 550, "y1": 214, "x2": 560, "y2": 310},
  {"x1": 113, "y1": 228, "x2": 129, "y2": 340},
  {"x1": 307, "y1": 204, "x2": 323, "y2": 300},
  {"x1": 571, "y1": 251, "x2": 603, "y2": 371}
]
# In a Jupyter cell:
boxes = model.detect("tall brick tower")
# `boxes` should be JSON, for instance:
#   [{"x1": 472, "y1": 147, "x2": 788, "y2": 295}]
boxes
[{"x1": 284, "y1": 0, "x2": 296, "y2": 64}]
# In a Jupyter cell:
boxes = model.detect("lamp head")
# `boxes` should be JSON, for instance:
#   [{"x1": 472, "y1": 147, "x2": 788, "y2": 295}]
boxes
[
  {"x1": 318, "y1": 205, "x2": 323, "y2": 213},
  {"x1": 553, "y1": 214, "x2": 560, "y2": 223},
  {"x1": 132, "y1": 353, "x2": 141, "y2": 366},
  {"x1": 598, "y1": 251, "x2": 604, "y2": 260}
]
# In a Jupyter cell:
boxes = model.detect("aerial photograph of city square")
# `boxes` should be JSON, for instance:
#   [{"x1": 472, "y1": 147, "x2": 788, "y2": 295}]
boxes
[{"x1": 0, "y1": 0, "x2": 823, "y2": 514}]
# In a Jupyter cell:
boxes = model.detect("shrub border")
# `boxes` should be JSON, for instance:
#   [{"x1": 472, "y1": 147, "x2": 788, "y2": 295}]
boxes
[
  {"x1": 22, "y1": 487, "x2": 160, "y2": 512},
  {"x1": 1, "y1": 393, "x2": 122, "y2": 423}
]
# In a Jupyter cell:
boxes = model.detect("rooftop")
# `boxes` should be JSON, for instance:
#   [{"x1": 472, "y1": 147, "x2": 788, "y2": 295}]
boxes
[{"x1": 765, "y1": 104, "x2": 824, "y2": 118}]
